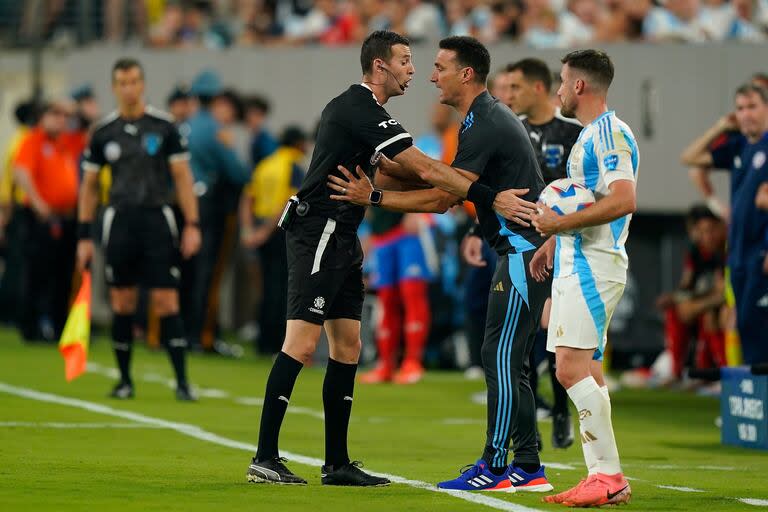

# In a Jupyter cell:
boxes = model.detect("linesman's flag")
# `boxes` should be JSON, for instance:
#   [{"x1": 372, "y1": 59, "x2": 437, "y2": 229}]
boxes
[{"x1": 59, "y1": 271, "x2": 92, "y2": 381}]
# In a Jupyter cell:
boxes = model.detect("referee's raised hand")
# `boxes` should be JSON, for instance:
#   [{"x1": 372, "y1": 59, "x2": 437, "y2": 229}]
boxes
[{"x1": 328, "y1": 164, "x2": 374, "y2": 206}]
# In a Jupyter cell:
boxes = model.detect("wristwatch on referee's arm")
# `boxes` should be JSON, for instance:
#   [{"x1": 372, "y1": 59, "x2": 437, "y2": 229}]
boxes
[{"x1": 369, "y1": 188, "x2": 383, "y2": 206}]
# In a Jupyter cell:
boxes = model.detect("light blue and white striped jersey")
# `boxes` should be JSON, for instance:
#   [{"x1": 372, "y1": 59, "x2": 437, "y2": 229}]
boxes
[{"x1": 554, "y1": 110, "x2": 639, "y2": 284}]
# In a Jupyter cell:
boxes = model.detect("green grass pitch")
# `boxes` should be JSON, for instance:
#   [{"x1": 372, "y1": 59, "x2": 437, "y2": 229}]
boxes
[{"x1": 0, "y1": 329, "x2": 766, "y2": 511}]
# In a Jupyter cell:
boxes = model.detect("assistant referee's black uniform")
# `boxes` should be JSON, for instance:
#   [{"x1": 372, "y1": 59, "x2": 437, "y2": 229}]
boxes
[
  {"x1": 83, "y1": 106, "x2": 192, "y2": 396},
  {"x1": 455, "y1": 91, "x2": 548, "y2": 471},
  {"x1": 249, "y1": 82, "x2": 412, "y2": 486}
]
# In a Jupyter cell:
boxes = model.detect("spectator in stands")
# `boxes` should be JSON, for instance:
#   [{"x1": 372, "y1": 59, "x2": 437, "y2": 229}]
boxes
[
  {"x1": 489, "y1": 67, "x2": 514, "y2": 108},
  {"x1": 13, "y1": 100, "x2": 81, "y2": 341},
  {"x1": 643, "y1": 0, "x2": 709, "y2": 42},
  {"x1": 656, "y1": 205, "x2": 727, "y2": 381},
  {"x1": 404, "y1": 0, "x2": 445, "y2": 41},
  {"x1": 681, "y1": 83, "x2": 768, "y2": 366},
  {"x1": 724, "y1": 0, "x2": 767, "y2": 42},
  {"x1": 244, "y1": 95, "x2": 278, "y2": 169},
  {"x1": 240, "y1": 126, "x2": 307, "y2": 354},
  {"x1": 104, "y1": 0, "x2": 147, "y2": 42}
]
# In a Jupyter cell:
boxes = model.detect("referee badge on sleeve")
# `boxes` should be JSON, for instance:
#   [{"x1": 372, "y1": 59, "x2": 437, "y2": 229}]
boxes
[{"x1": 143, "y1": 133, "x2": 163, "y2": 156}]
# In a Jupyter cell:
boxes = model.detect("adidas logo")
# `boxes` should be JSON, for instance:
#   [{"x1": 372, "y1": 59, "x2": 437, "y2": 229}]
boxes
[
  {"x1": 556, "y1": 325, "x2": 564, "y2": 338},
  {"x1": 581, "y1": 430, "x2": 598, "y2": 443},
  {"x1": 578, "y1": 408, "x2": 592, "y2": 420},
  {"x1": 493, "y1": 282, "x2": 504, "y2": 292}
]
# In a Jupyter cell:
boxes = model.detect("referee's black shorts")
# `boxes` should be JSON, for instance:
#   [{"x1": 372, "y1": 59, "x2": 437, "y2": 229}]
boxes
[
  {"x1": 286, "y1": 216, "x2": 364, "y2": 325},
  {"x1": 100, "y1": 205, "x2": 181, "y2": 289}
]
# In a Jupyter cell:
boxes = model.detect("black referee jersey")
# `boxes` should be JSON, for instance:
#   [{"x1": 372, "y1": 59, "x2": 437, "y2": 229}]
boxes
[
  {"x1": 519, "y1": 108, "x2": 582, "y2": 184},
  {"x1": 297, "y1": 83, "x2": 413, "y2": 229},
  {"x1": 285, "y1": 83, "x2": 413, "y2": 324}
]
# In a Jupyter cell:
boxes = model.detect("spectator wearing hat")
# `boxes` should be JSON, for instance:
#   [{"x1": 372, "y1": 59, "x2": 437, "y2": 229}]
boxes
[{"x1": 186, "y1": 70, "x2": 249, "y2": 352}]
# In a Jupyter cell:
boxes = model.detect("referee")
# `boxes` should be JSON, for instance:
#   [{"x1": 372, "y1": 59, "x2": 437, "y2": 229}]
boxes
[
  {"x1": 330, "y1": 36, "x2": 553, "y2": 492},
  {"x1": 246, "y1": 31, "x2": 414, "y2": 487},
  {"x1": 507, "y1": 57, "x2": 582, "y2": 450},
  {"x1": 77, "y1": 58, "x2": 201, "y2": 401}
]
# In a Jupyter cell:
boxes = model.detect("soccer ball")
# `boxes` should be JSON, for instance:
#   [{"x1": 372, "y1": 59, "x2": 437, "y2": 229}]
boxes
[{"x1": 538, "y1": 178, "x2": 595, "y2": 235}]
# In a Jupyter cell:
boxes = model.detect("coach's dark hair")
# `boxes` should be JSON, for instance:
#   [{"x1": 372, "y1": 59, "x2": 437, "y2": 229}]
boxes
[
  {"x1": 561, "y1": 49, "x2": 614, "y2": 91},
  {"x1": 506, "y1": 58, "x2": 553, "y2": 93},
  {"x1": 112, "y1": 58, "x2": 144, "y2": 82},
  {"x1": 735, "y1": 83, "x2": 768, "y2": 103},
  {"x1": 439, "y1": 36, "x2": 490, "y2": 84},
  {"x1": 360, "y1": 30, "x2": 410, "y2": 75}
]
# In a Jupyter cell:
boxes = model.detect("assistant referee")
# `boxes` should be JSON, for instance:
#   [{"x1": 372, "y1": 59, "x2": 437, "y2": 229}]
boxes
[
  {"x1": 246, "y1": 31, "x2": 415, "y2": 487},
  {"x1": 77, "y1": 58, "x2": 201, "y2": 401}
]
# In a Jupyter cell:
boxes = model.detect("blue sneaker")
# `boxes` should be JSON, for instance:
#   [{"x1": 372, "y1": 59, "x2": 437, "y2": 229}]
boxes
[
  {"x1": 437, "y1": 459, "x2": 515, "y2": 492},
  {"x1": 507, "y1": 464, "x2": 554, "y2": 492}
]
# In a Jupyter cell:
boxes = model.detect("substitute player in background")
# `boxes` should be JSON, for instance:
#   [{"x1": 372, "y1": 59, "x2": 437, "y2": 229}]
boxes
[
  {"x1": 77, "y1": 58, "x2": 201, "y2": 401},
  {"x1": 507, "y1": 57, "x2": 582, "y2": 449},
  {"x1": 523, "y1": 50, "x2": 638, "y2": 507}
]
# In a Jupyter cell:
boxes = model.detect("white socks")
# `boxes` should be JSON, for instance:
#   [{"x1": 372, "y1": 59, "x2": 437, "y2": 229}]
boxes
[{"x1": 567, "y1": 377, "x2": 622, "y2": 476}]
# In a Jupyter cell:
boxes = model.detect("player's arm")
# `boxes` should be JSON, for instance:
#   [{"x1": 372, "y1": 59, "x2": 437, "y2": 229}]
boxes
[
  {"x1": 329, "y1": 164, "x2": 460, "y2": 213},
  {"x1": 373, "y1": 171, "x2": 431, "y2": 191},
  {"x1": 680, "y1": 113, "x2": 737, "y2": 168}
]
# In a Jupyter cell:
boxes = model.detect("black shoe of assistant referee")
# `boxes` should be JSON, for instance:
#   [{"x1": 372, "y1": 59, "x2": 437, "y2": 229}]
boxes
[
  {"x1": 175, "y1": 384, "x2": 197, "y2": 402},
  {"x1": 109, "y1": 381, "x2": 134, "y2": 399},
  {"x1": 247, "y1": 457, "x2": 307, "y2": 485},
  {"x1": 321, "y1": 461, "x2": 390, "y2": 487}
]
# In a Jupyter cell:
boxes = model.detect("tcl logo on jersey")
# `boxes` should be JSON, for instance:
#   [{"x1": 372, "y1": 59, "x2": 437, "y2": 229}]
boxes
[{"x1": 378, "y1": 119, "x2": 400, "y2": 128}]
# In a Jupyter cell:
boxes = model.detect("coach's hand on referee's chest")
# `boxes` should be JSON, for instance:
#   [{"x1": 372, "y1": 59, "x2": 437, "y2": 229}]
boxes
[
  {"x1": 328, "y1": 164, "x2": 374, "y2": 206},
  {"x1": 181, "y1": 221, "x2": 202, "y2": 259}
]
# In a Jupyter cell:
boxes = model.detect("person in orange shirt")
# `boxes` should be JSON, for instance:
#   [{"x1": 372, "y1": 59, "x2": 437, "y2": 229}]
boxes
[{"x1": 13, "y1": 100, "x2": 80, "y2": 341}]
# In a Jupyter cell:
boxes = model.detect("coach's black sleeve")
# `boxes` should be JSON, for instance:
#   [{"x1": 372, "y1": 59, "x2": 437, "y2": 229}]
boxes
[
  {"x1": 81, "y1": 130, "x2": 106, "y2": 174},
  {"x1": 346, "y1": 99, "x2": 413, "y2": 159},
  {"x1": 451, "y1": 122, "x2": 494, "y2": 176}
]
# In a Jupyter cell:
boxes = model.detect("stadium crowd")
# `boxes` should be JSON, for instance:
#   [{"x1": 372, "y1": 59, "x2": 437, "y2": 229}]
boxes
[{"x1": 4, "y1": 0, "x2": 768, "y2": 49}]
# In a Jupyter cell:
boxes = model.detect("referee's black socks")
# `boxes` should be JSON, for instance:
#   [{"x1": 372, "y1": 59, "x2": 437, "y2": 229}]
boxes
[
  {"x1": 112, "y1": 314, "x2": 134, "y2": 385},
  {"x1": 160, "y1": 314, "x2": 189, "y2": 389},
  {"x1": 323, "y1": 358, "x2": 358, "y2": 469},
  {"x1": 256, "y1": 351, "x2": 304, "y2": 461}
]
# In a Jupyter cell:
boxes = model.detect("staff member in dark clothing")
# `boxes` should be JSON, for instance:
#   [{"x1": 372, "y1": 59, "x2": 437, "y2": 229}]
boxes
[
  {"x1": 246, "y1": 30, "x2": 419, "y2": 488},
  {"x1": 507, "y1": 57, "x2": 582, "y2": 450},
  {"x1": 77, "y1": 58, "x2": 201, "y2": 401},
  {"x1": 331, "y1": 36, "x2": 552, "y2": 492}
]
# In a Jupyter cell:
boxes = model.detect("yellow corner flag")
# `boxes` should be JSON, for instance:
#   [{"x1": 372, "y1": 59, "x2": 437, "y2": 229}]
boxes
[{"x1": 59, "y1": 271, "x2": 92, "y2": 381}]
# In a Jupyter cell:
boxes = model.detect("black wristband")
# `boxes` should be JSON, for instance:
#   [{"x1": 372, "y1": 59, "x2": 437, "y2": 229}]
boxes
[
  {"x1": 466, "y1": 223, "x2": 482, "y2": 238},
  {"x1": 77, "y1": 222, "x2": 93, "y2": 240},
  {"x1": 466, "y1": 181, "x2": 496, "y2": 211}
]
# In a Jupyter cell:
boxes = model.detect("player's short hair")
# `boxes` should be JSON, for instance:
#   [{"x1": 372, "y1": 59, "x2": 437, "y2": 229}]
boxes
[
  {"x1": 112, "y1": 57, "x2": 144, "y2": 82},
  {"x1": 506, "y1": 58, "x2": 553, "y2": 93},
  {"x1": 735, "y1": 83, "x2": 768, "y2": 103},
  {"x1": 439, "y1": 36, "x2": 491, "y2": 84},
  {"x1": 560, "y1": 49, "x2": 614, "y2": 91},
  {"x1": 360, "y1": 30, "x2": 411, "y2": 75}
]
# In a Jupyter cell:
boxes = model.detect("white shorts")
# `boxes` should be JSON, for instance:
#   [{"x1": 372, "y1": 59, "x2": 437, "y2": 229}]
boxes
[{"x1": 547, "y1": 273, "x2": 625, "y2": 360}]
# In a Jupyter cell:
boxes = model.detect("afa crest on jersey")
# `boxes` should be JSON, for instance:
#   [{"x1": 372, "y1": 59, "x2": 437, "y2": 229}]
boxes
[{"x1": 143, "y1": 133, "x2": 163, "y2": 156}]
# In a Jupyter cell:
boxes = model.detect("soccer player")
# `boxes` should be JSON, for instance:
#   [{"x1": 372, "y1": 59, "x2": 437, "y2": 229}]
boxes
[
  {"x1": 77, "y1": 58, "x2": 201, "y2": 401},
  {"x1": 330, "y1": 36, "x2": 554, "y2": 493},
  {"x1": 245, "y1": 30, "x2": 416, "y2": 487},
  {"x1": 680, "y1": 83, "x2": 768, "y2": 366},
  {"x1": 507, "y1": 57, "x2": 582, "y2": 449},
  {"x1": 520, "y1": 50, "x2": 638, "y2": 507}
]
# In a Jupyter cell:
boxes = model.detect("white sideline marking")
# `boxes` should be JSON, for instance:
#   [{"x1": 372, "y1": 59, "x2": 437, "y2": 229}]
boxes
[
  {"x1": 89, "y1": 363, "x2": 232, "y2": 399},
  {"x1": 541, "y1": 463, "x2": 577, "y2": 471},
  {"x1": 656, "y1": 485, "x2": 705, "y2": 493},
  {"x1": 0, "y1": 421, "x2": 165, "y2": 429},
  {"x1": 0, "y1": 382, "x2": 543, "y2": 512},
  {"x1": 740, "y1": 499, "x2": 768, "y2": 507}
]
